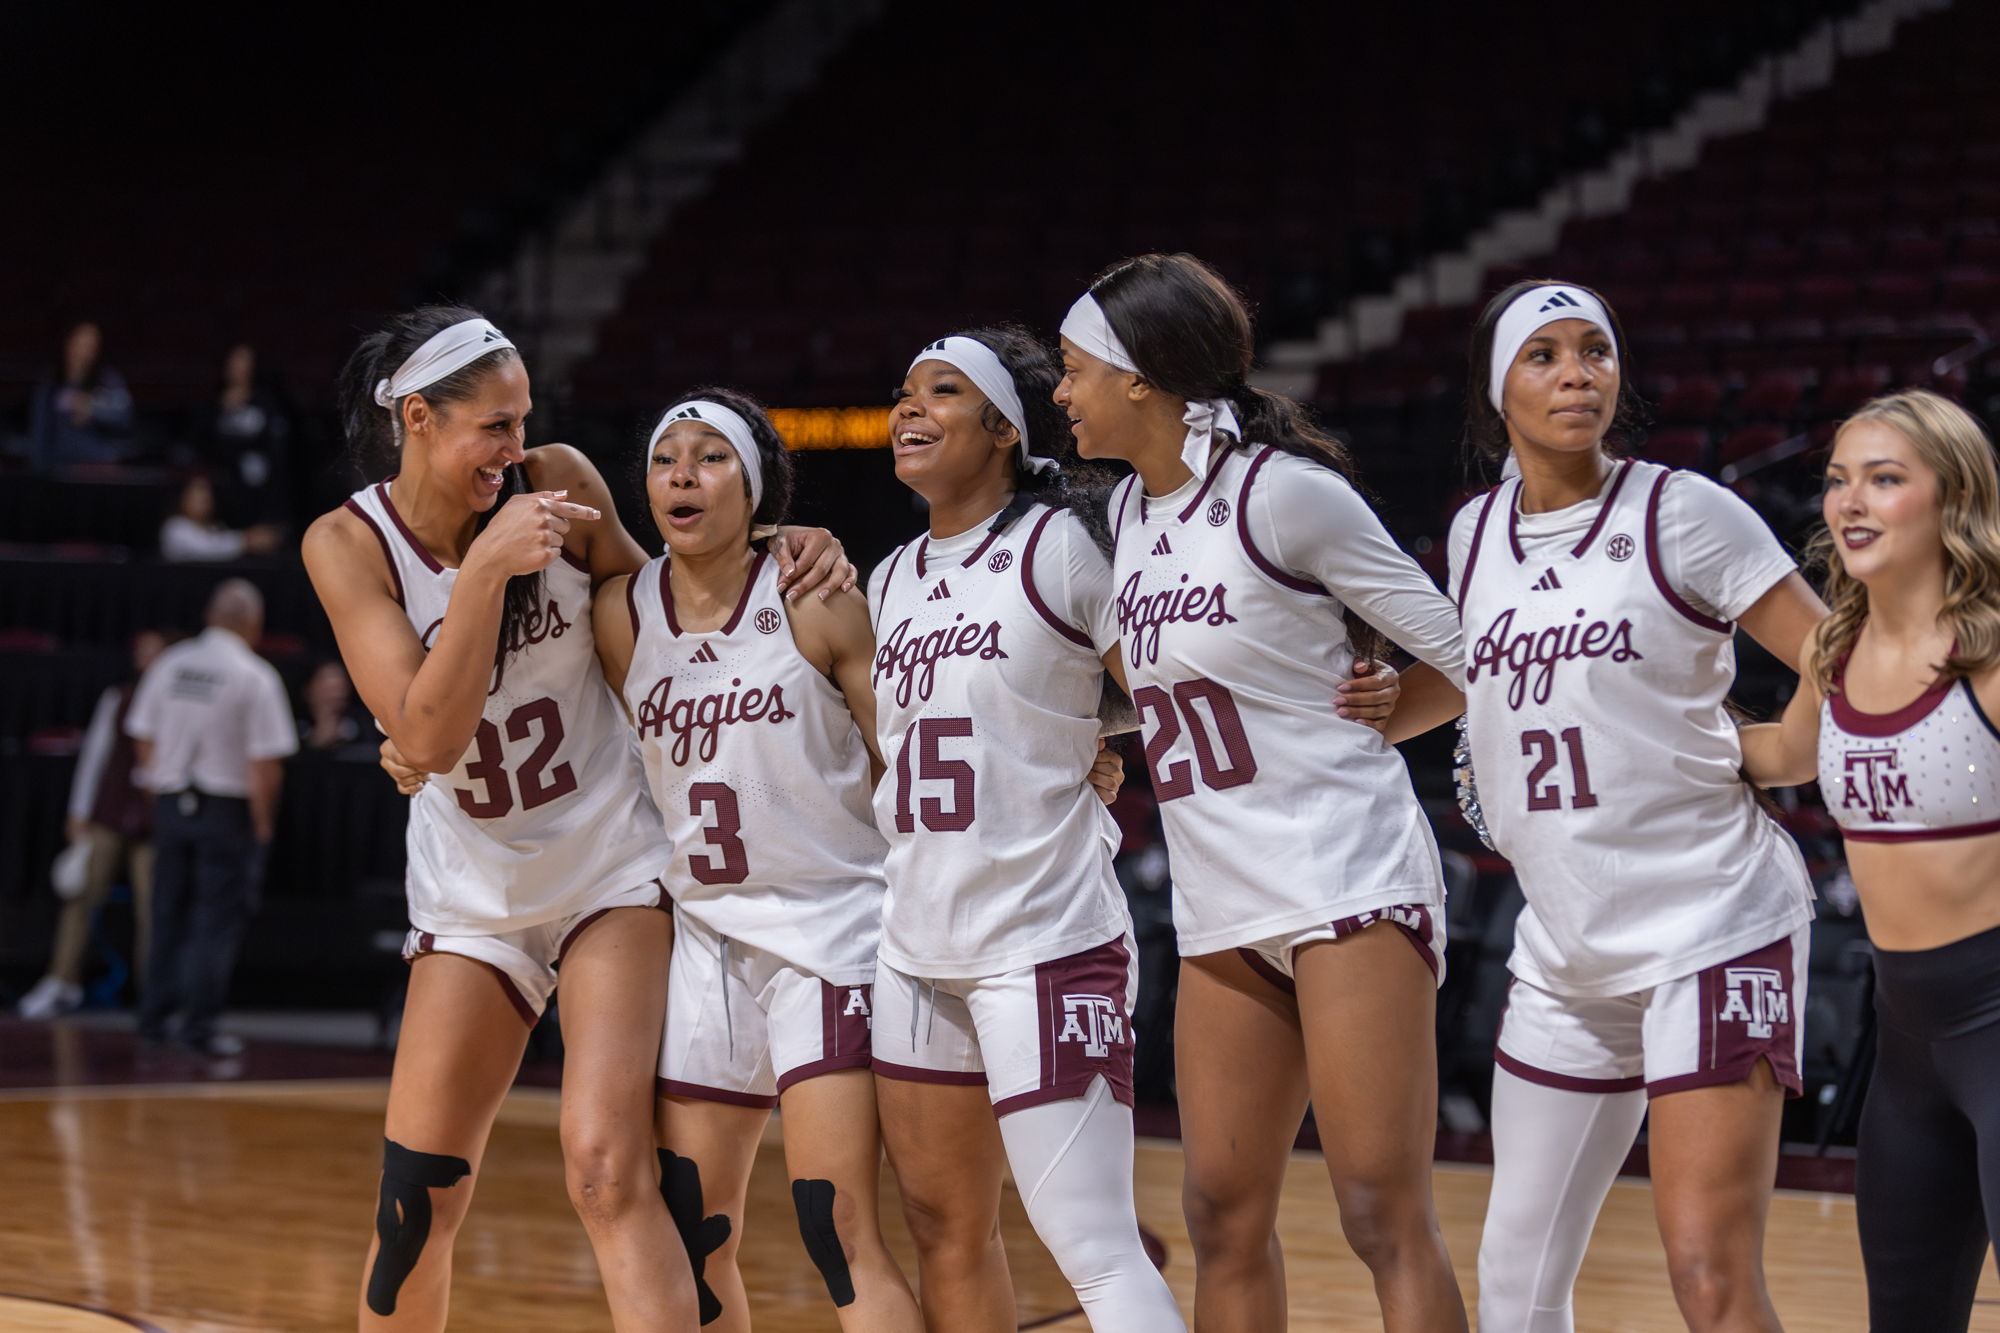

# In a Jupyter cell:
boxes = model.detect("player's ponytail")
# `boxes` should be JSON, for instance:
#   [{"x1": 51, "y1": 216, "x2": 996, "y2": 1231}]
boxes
[
  {"x1": 337, "y1": 304, "x2": 541, "y2": 689},
  {"x1": 945, "y1": 324, "x2": 1120, "y2": 557},
  {"x1": 1086, "y1": 253, "x2": 1383, "y2": 660},
  {"x1": 1087, "y1": 253, "x2": 1367, "y2": 493}
]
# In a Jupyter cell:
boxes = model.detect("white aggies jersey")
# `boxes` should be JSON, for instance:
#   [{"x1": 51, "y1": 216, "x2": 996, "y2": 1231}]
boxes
[
  {"x1": 344, "y1": 481, "x2": 672, "y2": 935},
  {"x1": 1110, "y1": 445, "x2": 1455, "y2": 956},
  {"x1": 1452, "y1": 459, "x2": 1814, "y2": 997},
  {"x1": 867, "y1": 503, "x2": 1129, "y2": 977},
  {"x1": 623, "y1": 551, "x2": 885, "y2": 982}
]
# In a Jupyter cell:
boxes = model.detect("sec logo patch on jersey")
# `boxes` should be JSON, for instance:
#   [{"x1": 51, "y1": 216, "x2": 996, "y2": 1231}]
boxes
[
  {"x1": 1606, "y1": 534, "x2": 1635, "y2": 562},
  {"x1": 754, "y1": 608, "x2": 782, "y2": 634},
  {"x1": 988, "y1": 550, "x2": 1014, "y2": 573},
  {"x1": 1206, "y1": 498, "x2": 1231, "y2": 527}
]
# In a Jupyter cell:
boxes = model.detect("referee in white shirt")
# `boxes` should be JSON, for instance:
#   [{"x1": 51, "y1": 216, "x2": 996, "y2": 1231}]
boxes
[{"x1": 125, "y1": 579, "x2": 298, "y2": 1055}]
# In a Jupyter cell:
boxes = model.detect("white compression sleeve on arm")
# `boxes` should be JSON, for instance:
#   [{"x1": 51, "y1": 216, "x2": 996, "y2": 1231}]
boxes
[
  {"x1": 1478, "y1": 1065, "x2": 1648, "y2": 1333},
  {"x1": 997, "y1": 1075, "x2": 1186, "y2": 1333}
]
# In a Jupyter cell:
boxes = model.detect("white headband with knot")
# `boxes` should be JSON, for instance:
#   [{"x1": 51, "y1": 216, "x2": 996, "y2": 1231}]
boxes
[
  {"x1": 908, "y1": 336, "x2": 1055, "y2": 475},
  {"x1": 373, "y1": 318, "x2": 515, "y2": 408},
  {"x1": 1059, "y1": 293, "x2": 1137, "y2": 373},
  {"x1": 649, "y1": 399, "x2": 767, "y2": 519},
  {"x1": 1489, "y1": 285, "x2": 1617, "y2": 412},
  {"x1": 1061, "y1": 292, "x2": 1239, "y2": 477}
]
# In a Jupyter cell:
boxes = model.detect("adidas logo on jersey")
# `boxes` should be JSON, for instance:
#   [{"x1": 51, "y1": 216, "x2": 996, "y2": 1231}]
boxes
[
  {"x1": 1531, "y1": 569, "x2": 1563, "y2": 591},
  {"x1": 926, "y1": 581, "x2": 951, "y2": 601},
  {"x1": 687, "y1": 643, "x2": 719, "y2": 664},
  {"x1": 1151, "y1": 533, "x2": 1172, "y2": 556}
]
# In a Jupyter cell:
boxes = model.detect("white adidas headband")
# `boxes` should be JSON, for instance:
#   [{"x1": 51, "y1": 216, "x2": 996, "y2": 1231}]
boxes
[
  {"x1": 373, "y1": 318, "x2": 515, "y2": 408},
  {"x1": 648, "y1": 399, "x2": 765, "y2": 515},
  {"x1": 907, "y1": 336, "x2": 1055, "y2": 474},
  {"x1": 1488, "y1": 285, "x2": 1617, "y2": 412},
  {"x1": 1060, "y1": 291, "x2": 1241, "y2": 477}
]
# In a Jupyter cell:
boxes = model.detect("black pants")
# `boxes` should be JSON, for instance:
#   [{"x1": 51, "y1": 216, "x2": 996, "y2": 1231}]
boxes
[
  {"x1": 138, "y1": 791, "x2": 257, "y2": 1045},
  {"x1": 1857, "y1": 922, "x2": 2000, "y2": 1331}
]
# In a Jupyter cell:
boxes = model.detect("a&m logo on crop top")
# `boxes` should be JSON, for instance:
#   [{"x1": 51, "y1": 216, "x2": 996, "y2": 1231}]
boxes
[
  {"x1": 1114, "y1": 573, "x2": 1239, "y2": 667},
  {"x1": 636, "y1": 675, "x2": 795, "y2": 765},
  {"x1": 1840, "y1": 748, "x2": 1914, "y2": 823},
  {"x1": 1467, "y1": 606, "x2": 1643, "y2": 709}
]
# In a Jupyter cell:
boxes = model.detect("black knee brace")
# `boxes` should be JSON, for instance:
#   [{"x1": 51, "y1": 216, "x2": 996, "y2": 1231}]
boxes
[
  {"x1": 366, "y1": 1138, "x2": 470, "y2": 1316},
  {"x1": 791, "y1": 1178, "x2": 855, "y2": 1307},
  {"x1": 658, "y1": 1149, "x2": 732, "y2": 1325}
]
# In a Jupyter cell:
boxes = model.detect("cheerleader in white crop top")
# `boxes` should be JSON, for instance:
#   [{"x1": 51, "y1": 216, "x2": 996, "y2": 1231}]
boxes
[
  {"x1": 1450, "y1": 282, "x2": 1829, "y2": 1333},
  {"x1": 304, "y1": 308, "x2": 853, "y2": 1333},
  {"x1": 1741, "y1": 390, "x2": 2000, "y2": 1332},
  {"x1": 1059, "y1": 255, "x2": 1474, "y2": 1330},
  {"x1": 593, "y1": 390, "x2": 920, "y2": 1331},
  {"x1": 867, "y1": 327, "x2": 1186, "y2": 1333}
]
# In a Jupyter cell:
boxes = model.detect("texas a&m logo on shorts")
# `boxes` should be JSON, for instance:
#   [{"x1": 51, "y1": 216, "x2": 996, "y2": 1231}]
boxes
[
  {"x1": 1057, "y1": 992, "x2": 1125, "y2": 1059},
  {"x1": 1719, "y1": 966, "x2": 1788, "y2": 1040}
]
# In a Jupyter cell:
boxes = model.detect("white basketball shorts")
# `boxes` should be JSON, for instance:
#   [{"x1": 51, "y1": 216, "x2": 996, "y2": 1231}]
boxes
[
  {"x1": 1496, "y1": 923, "x2": 1810, "y2": 1098},
  {"x1": 402, "y1": 878, "x2": 669, "y2": 1026},
  {"x1": 1235, "y1": 902, "x2": 1446, "y2": 991},
  {"x1": 871, "y1": 932, "x2": 1138, "y2": 1117},
  {"x1": 658, "y1": 907, "x2": 875, "y2": 1109}
]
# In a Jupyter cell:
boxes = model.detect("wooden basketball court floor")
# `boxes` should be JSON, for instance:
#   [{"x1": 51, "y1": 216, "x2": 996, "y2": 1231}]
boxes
[{"x1": 1, "y1": 1079, "x2": 1994, "y2": 1332}]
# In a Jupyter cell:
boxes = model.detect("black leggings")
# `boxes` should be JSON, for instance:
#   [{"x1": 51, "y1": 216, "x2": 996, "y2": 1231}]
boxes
[{"x1": 1857, "y1": 922, "x2": 2000, "y2": 1331}]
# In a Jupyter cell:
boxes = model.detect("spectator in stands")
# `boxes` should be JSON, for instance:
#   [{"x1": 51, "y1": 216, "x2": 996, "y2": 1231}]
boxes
[
  {"x1": 298, "y1": 660, "x2": 365, "y2": 751},
  {"x1": 190, "y1": 344, "x2": 293, "y2": 524},
  {"x1": 15, "y1": 629, "x2": 172, "y2": 1020},
  {"x1": 126, "y1": 579, "x2": 297, "y2": 1056},
  {"x1": 160, "y1": 475, "x2": 281, "y2": 562},
  {"x1": 28, "y1": 321, "x2": 135, "y2": 469}
]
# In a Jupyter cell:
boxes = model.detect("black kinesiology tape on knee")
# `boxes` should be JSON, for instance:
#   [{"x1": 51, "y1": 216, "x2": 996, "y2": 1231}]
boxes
[
  {"x1": 791, "y1": 1178, "x2": 855, "y2": 1307},
  {"x1": 658, "y1": 1149, "x2": 733, "y2": 1325},
  {"x1": 366, "y1": 1137, "x2": 471, "y2": 1316}
]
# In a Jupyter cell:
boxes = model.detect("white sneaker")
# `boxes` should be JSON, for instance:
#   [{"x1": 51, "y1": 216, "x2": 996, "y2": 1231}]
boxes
[{"x1": 17, "y1": 976, "x2": 83, "y2": 1020}]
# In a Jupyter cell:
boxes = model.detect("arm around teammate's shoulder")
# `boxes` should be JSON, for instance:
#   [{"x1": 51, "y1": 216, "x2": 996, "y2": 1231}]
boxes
[
  {"x1": 787, "y1": 585, "x2": 884, "y2": 776},
  {"x1": 1739, "y1": 618, "x2": 1829, "y2": 789}
]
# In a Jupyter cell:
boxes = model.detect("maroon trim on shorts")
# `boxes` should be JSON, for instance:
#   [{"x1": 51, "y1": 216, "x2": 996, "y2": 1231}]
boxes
[
  {"x1": 625, "y1": 566, "x2": 642, "y2": 638},
  {"x1": 1457, "y1": 484, "x2": 1505, "y2": 610},
  {"x1": 775, "y1": 1053, "x2": 874, "y2": 1096},
  {"x1": 1652, "y1": 933, "x2": 1803, "y2": 1100},
  {"x1": 870, "y1": 1058, "x2": 989, "y2": 1088},
  {"x1": 720, "y1": 551, "x2": 768, "y2": 635},
  {"x1": 1494, "y1": 1047, "x2": 1647, "y2": 1094},
  {"x1": 1021, "y1": 508, "x2": 1093, "y2": 647},
  {"x1": 1841, "y1": 818, "x2": 2000, "y2": 843},
  {"x1": 1644, "y1": 472, "x2": 1732, "y2": 635},
  {"x1": 1016, "y1": 936, "x2": 1137, "y2": 1117},
  {"x1": 492, "y1": 971, "x2": 539, "y2": 1028},
  {"x1": 1570, "y1": 458, "x2": 1636, "y2": 558},
  {"x1": 555, "y1": 883, "x2": 669, "y2": 966},
  {"x1": 1237, "y1": 946, "x2": 1297, "y2": 996},
  {"x1": 1236, "y1": 447, "x2": 1328, "y2": 596},
  {"x1": 1328, "y1": 905, "x2": 1441, "y2": 982},
  {"x1": 1174, "y1": 445, "x2": 1234, "y2": 524},
  {"x1": 559, "y1": 548, "x2": 589, "y2": 574},
  {"x1": 342, "y1": 498, "x2": 406, "y2": 607},
  {"x1": 994, "y1": 1082, "x2": 1117, "y2": 1117},
  {"x1": 375, "y1": 480, "x2": 446, "y2": 574},
  {"x1": 657, "y1": 1077, "x2": 779, "y2": 1110}
]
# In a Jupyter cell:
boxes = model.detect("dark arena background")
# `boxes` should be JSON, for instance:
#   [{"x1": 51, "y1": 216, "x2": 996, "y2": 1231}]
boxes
[{"x1": 3, "y1": 1, "x2": 1998, "y2": 1328}]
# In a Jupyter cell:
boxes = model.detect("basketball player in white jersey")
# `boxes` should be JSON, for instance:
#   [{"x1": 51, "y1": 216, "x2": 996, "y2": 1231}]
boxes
[
  {"x1": 1738, "y1": 391, "x2": 2000, "y2": 1333},
  {"x1": 1449, "y1": 281, "x2": 1828, "y2": 1333},
  {"x1": 591, "y1": 387, "x2": 921, "y2": 1333},
  {"x1": 864, "y1": 324, "x2": 1190, "y2": 1333},
  {"x1": 1057, "y1": 254, "x2": 1472, "y2": 1333},
  {"x1": 304, "y1": 305, "x2": 852, "y2": 1332}
]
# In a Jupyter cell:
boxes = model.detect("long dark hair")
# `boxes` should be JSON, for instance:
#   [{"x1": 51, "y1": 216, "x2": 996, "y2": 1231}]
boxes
[
  {"x1": 945, "y1": 323, "x2": 1120, "y2": 557},
  {"x1": 650, "y1": 385, "x2": 796, "y2": 536},
  {"x1": 335, "y1": 303, "x2": 539, "y2": 677},
  {"x1": 1464, "y1": 279, "x2": 1645, "y2": 474},
  {"x1": 1087, "y1": 254, "x2": 1383, "y2": 659}
]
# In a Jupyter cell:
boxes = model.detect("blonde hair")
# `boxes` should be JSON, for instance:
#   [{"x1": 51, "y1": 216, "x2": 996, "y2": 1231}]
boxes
[{"x1": 1808, "y1": 389, "x2": 2000, "y2": 692}]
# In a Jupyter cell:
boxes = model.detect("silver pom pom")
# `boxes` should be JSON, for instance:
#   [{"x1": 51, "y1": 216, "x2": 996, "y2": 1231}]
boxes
[{"x1": 1453, "y1": 714, "x2": 1496, "y2": 852}]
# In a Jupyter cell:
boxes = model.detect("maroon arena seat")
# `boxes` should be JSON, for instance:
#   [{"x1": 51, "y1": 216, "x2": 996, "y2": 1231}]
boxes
[{"x1": 1643, "y1": 427, "x2": 1710, "y2": 470}]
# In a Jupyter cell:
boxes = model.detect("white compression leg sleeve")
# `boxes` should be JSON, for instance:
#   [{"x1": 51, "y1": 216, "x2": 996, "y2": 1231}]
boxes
[
  {"x1": 1477, "y1": 1066, "x2": 1649, "y2": 1333},
  {"x1": 997, "y1": 1075, "x2": 1186, "y2": 1333}
]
